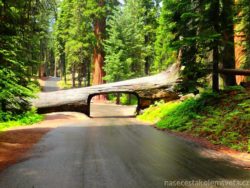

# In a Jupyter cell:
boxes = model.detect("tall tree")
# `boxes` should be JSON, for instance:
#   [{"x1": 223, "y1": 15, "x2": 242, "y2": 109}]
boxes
[
  {"x1": 153, "y1": 0, "x2": 177, "y2": 73},
  {"x1": 155, "y1": 0, "x2": 242, "y2": 92},
  {"x1": 211, "y1": 0, "x2": 220, "y2": 92},
  {"x1": 141, "y1": 0, "x2": 161, "y2": 75},
  {"x1": 54, "y1": 0, "x2": 73, "y2": 83},
  {"x1": 104, "y1": 0, "x2": 146, "y2": 82},
  {"x1": 88, "y1": 0, "x2": 118, "y2": 87},
  {"x1": 234, "y1": 0, "x2": 250, "y2": 83},
  {"x1": 0, "y1": 0, "x2": 57, "y2": 120},
  {"x1": 54, "y1": 0, "x2": 95, "y2": 87},
  {"x1": 221, "y1": 0, "x2": 236, "y2": 86},
  {"x1": 92, "y1": 0, "x2": 106, "y2": 86}
]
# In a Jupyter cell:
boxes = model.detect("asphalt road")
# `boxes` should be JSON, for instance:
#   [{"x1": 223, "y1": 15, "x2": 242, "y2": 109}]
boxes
[
  {"x1": 42, "y1": 77, "x2": 61, "y2": 92},
  {"x1": 0, "y1": 104, "x2": 249, "y2": 188},
  {"x1": 1, "y1": 78, "x2": 249, "y2": 188}
]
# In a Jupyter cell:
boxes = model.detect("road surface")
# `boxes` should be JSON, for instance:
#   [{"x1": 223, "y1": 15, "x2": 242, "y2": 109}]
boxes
[
  {"x1": 0, "y1": 78, "x2": 249, "y2": 188},
  {"x1": 42, "y1": 77, "x2": 61, "y2": 92},
  {"x1": 0, "y1": 104, "x2": 249, "y2": 188}
]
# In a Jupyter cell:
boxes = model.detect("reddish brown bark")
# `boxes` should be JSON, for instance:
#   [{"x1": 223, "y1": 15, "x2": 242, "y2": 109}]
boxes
[
  {"x1": 93, "y1": 47, "x2": 105, "y2": 85},
  {"x1": 234, "y1": 0, "x2": 247, "y2": 84},
  {"x1": 92, "y1": 0, "x2": 106, "y2": 101},
  {"x1": 39, "y1": 64, "x2": 46, "y2": 78},
  {"x1": 234, "y1": 33, "x2": 247, "y2": 84}
]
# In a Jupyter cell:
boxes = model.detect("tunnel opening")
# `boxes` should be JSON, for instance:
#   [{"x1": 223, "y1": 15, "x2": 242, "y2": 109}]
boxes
[{"x1": 88, "y1": 92, "x2": 140, "y2": 118}]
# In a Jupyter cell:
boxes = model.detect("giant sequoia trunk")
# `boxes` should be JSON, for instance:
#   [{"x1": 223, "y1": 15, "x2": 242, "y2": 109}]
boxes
[
  {"x1": 234, "y1": 0, "x2": 247, "y2": 84},
  {"x1": 93, "y1": 46, "x2": 105, "y2": 85},
  {"x1": 234, "y1": 31, "x2": 246, "y2": 84},
  {"x1": 33, "y1": 63, "x2": 181, "y2": 115},
  {"x1": 221, "y1": 0, "x2": 237, "y2": 86},
  {"x1": 92, "y1": 0, "x2": 106, "y2": 101}
]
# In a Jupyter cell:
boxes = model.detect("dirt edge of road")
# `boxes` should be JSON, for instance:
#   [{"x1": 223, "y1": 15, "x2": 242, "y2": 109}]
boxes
[
  {"x1": 0, "y1": 112, "x2": 88, "y2": 172},
  {"x1": 153, "y1": 126, "x2": 250, "y2": 170}
]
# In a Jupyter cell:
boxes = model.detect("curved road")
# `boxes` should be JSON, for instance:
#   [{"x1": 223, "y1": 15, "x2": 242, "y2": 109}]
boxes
[{"x1": 0, "y1": 78, "x2": 249, "y2": 188}]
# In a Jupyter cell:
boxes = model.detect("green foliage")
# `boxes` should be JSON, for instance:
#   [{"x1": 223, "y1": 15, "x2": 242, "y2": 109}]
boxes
[
  {"x1": 141, "y1": 0, "x2": 161, "y2": 75},
  {"x1": 153, "y1": 0, "x2": 177, "y2": 72},
  {"x1": 235, "y1": 0, "x2": 250, "y2": 69},
  {"x1": 54, "y1": 0, "x2": 119, "y2": 87},
  {"x1": 157, "y1": 99, "x2": 201, "y2": 130},
  {"x1": 0, "y1": 108, "x2": 44, "y2": 131},
  {"x1": 120, "y1": 94, "x2": 138, "y2": 105},
  {"x1": 104, "y1": 1, "x2": 147, "y2": 82},
  {"x1": 154, "y1": 0, "x2": 250, "y2": 92},
  {"x1": 0, "y1": 0, "x2": 57, "y2": 119},
  {"x1": 106, "y1": 94, "x2": 138, "y2": 105},
  {"x1": 138, "y1": 87, "x2": 250, "y2": 152},
  {"x1": 54, "y1": 0, "x2": 94, "y2": 87},
  {"x1": 104, "y1": 0, "x2": 161, "y2": 81},
  {"x1": 138, "y1": 100, "x2": 180, "y2": 123}
]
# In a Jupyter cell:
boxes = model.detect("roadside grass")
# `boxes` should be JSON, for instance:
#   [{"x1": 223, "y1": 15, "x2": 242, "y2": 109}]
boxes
[
  {"x1": 0, "y1": 79, "x2": 44, "y2": 132},
  {"x1": 57, "y1": 75, "x2": 83, "y2": 89},
  {"x1": 0, "y1": 108, "x2": 44, "y2": 132},
  {"x1": 107, "y1": 93, "x2": 138, "y2": 105},
  {"x1": 138, "y1": 86, "x2": 250, "y2": 152},
  {"x1": 57, "y1": 79, "x2": 74, "y2": 89}
]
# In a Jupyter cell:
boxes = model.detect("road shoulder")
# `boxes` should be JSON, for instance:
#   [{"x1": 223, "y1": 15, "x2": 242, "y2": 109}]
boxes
[
  {"x1": 0, "y1": 112, "x2": 88, "y2": 172},
  {"x1": 151, "y1": 125, "x2": 250, "y2": 170}
]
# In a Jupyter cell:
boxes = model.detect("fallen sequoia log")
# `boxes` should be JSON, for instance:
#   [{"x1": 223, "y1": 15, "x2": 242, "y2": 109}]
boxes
[{"x1": 32, "y1": 63, "x2": 181, "y2": 116}]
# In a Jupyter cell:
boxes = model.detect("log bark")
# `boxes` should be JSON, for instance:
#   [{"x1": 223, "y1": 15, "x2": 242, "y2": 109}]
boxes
[{"x1": 33, "y1": 63, "x2": 181, "y2": 115}]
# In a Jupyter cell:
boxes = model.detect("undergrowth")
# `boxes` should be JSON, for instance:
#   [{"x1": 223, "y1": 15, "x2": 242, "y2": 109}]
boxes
[
  {"x1": 0, "y1": 108, "x2": 44, "y2": 131},
  {"x1": 138, "y1": 86, "x2": 250, "y2": 152}
]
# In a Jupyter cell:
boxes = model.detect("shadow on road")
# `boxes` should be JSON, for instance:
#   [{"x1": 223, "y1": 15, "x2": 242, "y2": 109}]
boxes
[
  {"x1": 0, "y1": 123, "x2": 249, "y2": 188},
  {"x1": 90, "y1": 115, "x2": 136, "y2": 119},
  {"x1": 90, "y1": 103, "x2": 137, "y2": 118}
]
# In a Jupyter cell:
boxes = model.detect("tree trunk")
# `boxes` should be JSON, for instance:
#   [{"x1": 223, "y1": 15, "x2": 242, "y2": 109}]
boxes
[
  {"x1": 87, "y1": 61, "x2": 91, "y2": 86},
  {"x1": 144, "y1": 34, "x2": 150, "y2": 75},
  {"x1": 92, "y1": 0, "x2": 106, "y2": 101},
  {"x1": 211, "y1": 0, "x2": 220, "y2": 92},
  {"x1": 213, "y1": 45, "x2": 219, "y2": 92},
  {"x1": 54, "y1": 58, "x2": 58, "y2": 77},
  {"x1": 93, "y1": 47, "x2": 105, "y2": 86},
  {"x1": 234, "y1": 0, "x2": 247, "y2": 84},
  {"x1": 144, "y1": 56, "x2": 150, "y2": 76},
  {"x1": 51, "y1": 48, "x2": 56, "y2": 77},
  {"x1": 116, "y1": 93, "x2": 121, "y2": 105},
  {"x1": 61, "y1": 53, "x2": 67, "y2": 84},
  {"x1": 221, "y1": 0, "x2": 236, "y2": 86},
  {"x1": 128, "y1": 94, "x2": 132, "y2": 105},
  {"x1": 78, "y1": 79, "x2": 82, "y2": 87},
  {"x1": 78, "y1": 66, "x2": 82, "y2": 88},
  {"x1": 72, "y1": 64, "x2": 76, "y2": 88}
]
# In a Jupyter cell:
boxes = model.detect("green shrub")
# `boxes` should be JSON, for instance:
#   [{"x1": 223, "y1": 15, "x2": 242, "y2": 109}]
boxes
[
  {"x1": 138, "y1": 100, "x2": 180, "y2": 123},
  {"x1": 120, "y1": 94, "x2": 138, "y2": 105},
  {"x1": 0, "y1": 108, "x2": 44, "y2": 131},
  {"x1": 138, "y1": 88, "x2": 250, "y2": 152}
]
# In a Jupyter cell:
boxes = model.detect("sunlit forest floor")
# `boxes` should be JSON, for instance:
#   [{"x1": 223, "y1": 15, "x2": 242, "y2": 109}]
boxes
[{"x1": 138, "y1": 86, "x2": 250, "y2": 153}]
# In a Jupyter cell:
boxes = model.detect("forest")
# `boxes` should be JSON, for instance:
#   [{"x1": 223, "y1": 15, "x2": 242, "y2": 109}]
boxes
[{"x1": 0, "y1": 0, "x2": 250, "y2": 130}]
